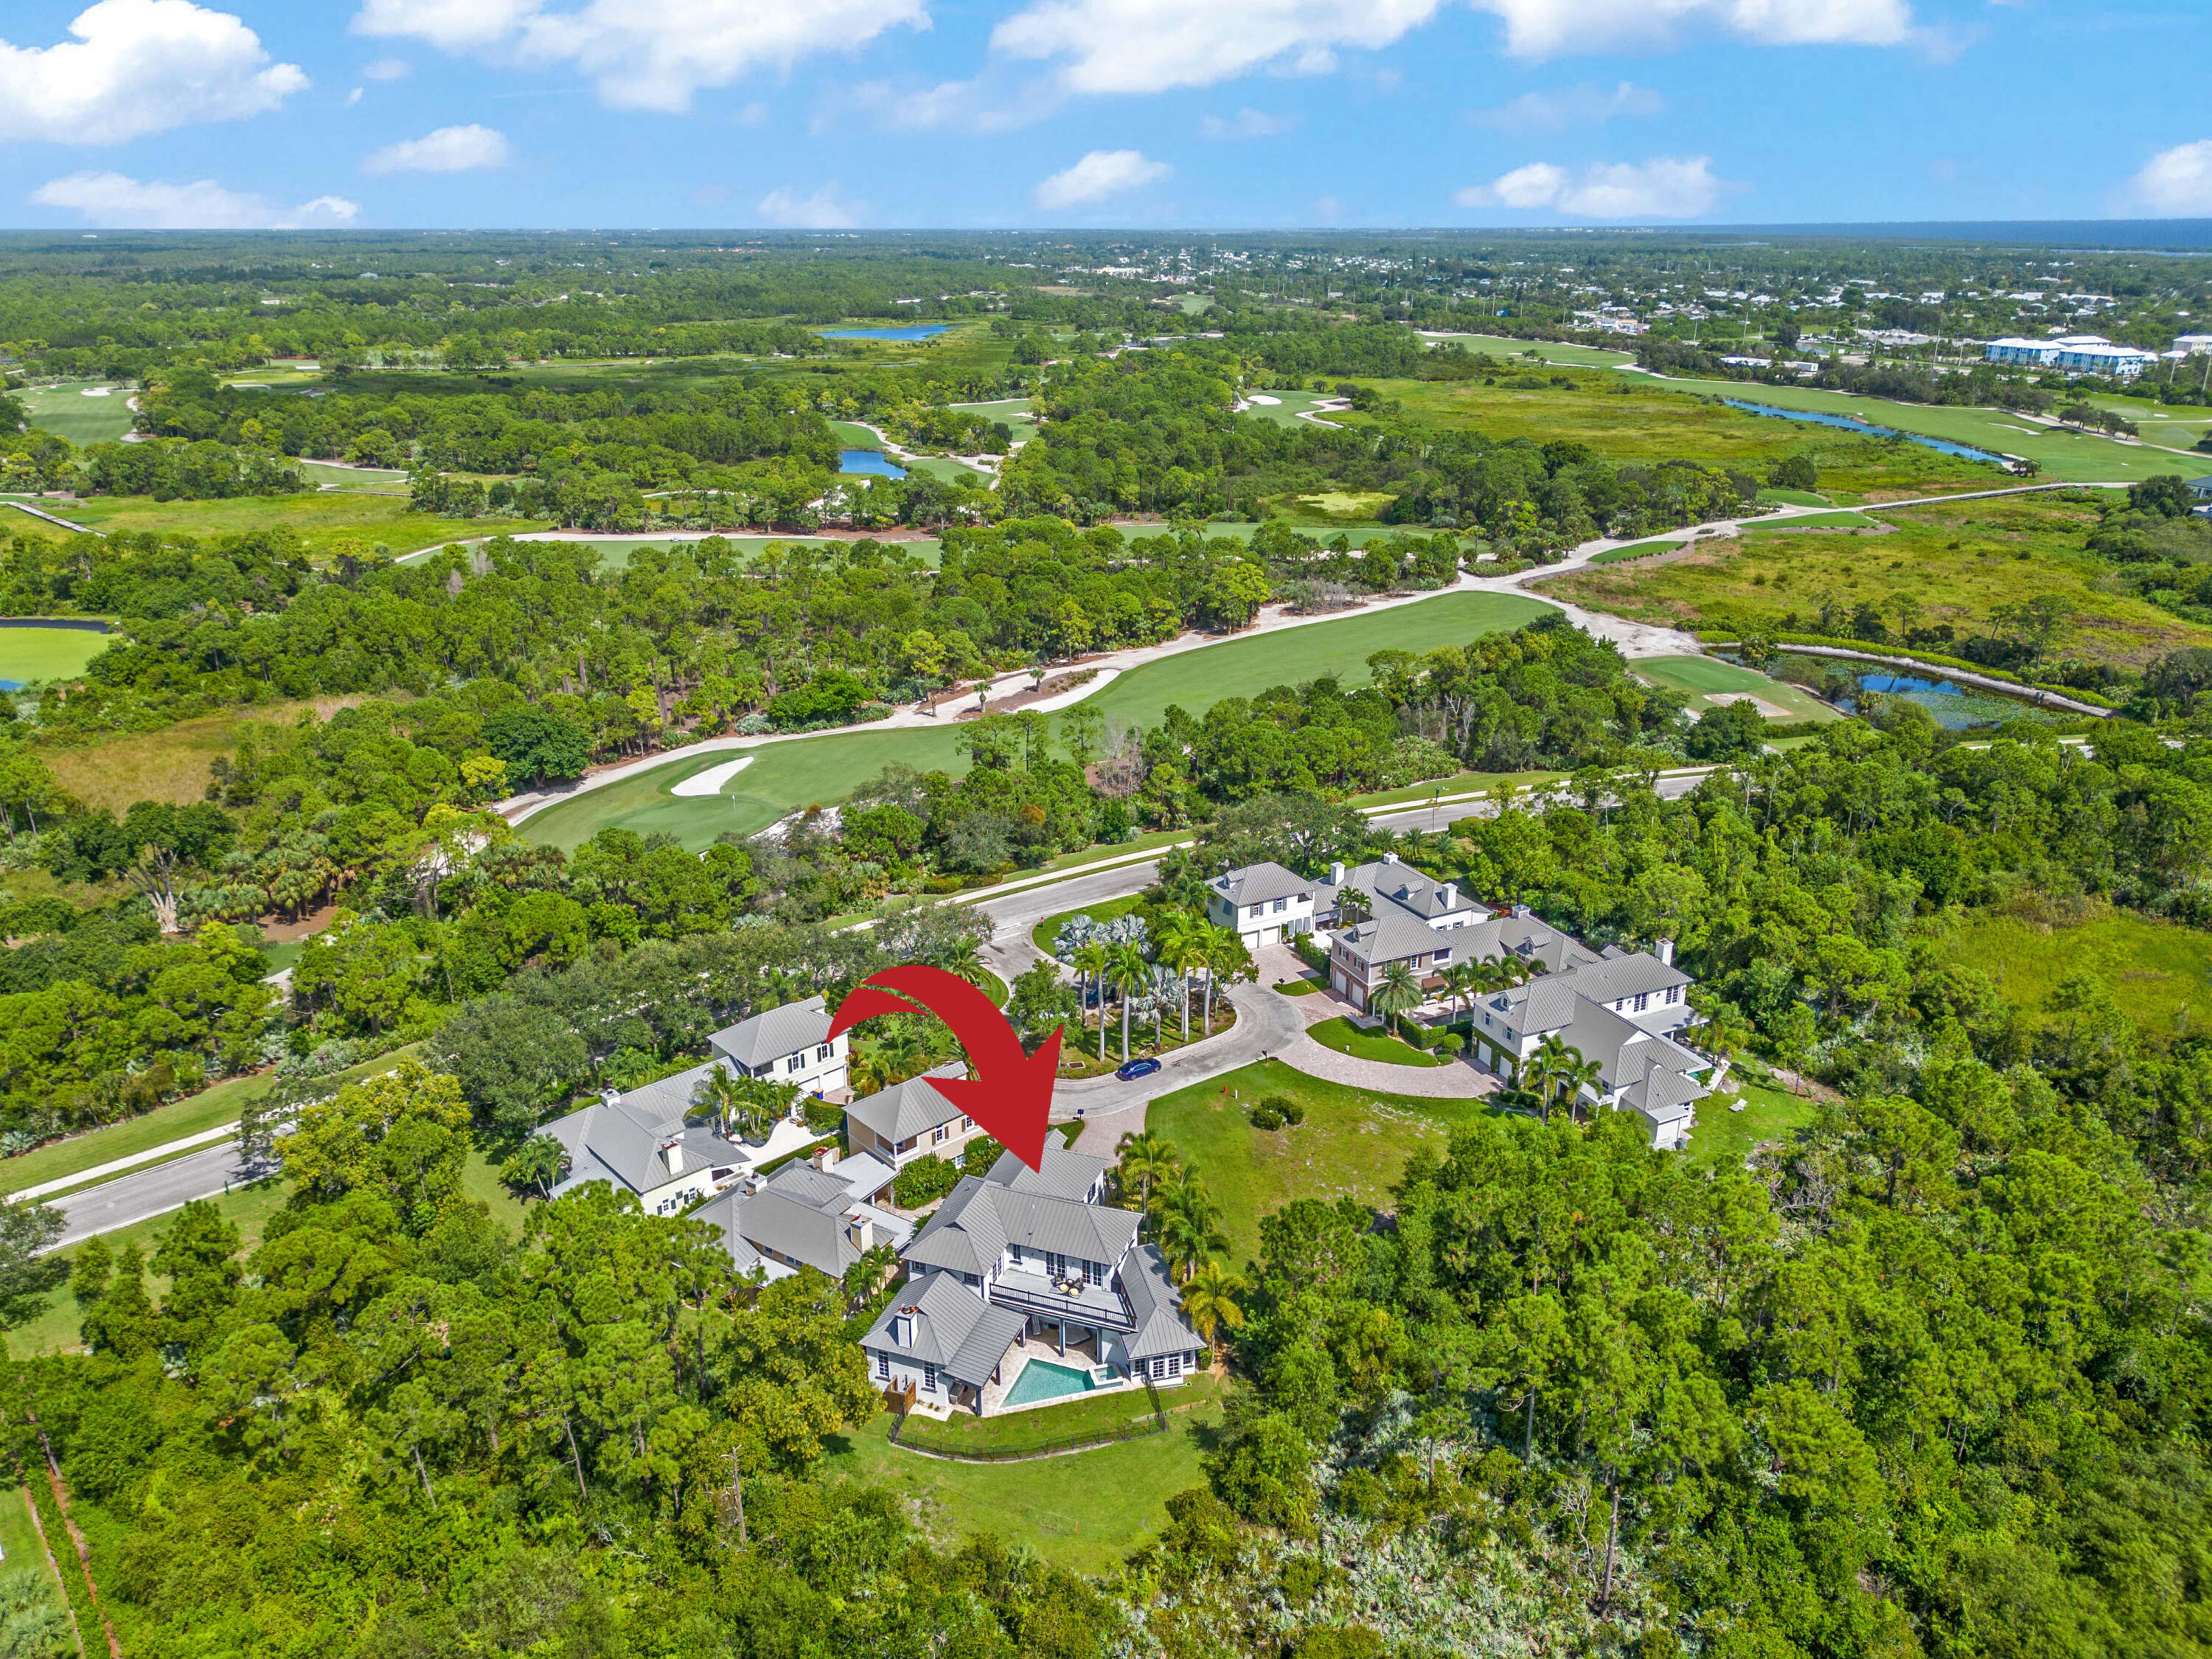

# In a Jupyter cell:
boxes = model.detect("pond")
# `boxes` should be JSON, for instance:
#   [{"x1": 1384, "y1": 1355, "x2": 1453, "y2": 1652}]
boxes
[
  {"x1": 1721, "y1": 398, "x2": 2015, "y2": 467},
  {"x1": 839, "y1": 449, "x2": 908, "y2": 479},
  {"x1": 1762, "y1": 653, "x2": 2065, "y2": 731},
  {"x1": 816, "y1": 324, "x2": 947, "y2": 341}
]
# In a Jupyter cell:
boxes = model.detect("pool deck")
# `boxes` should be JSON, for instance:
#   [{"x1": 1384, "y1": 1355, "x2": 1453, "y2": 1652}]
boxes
[{"x1": 979, "y1": 1334, "x2": 1140, "y2": 1416}]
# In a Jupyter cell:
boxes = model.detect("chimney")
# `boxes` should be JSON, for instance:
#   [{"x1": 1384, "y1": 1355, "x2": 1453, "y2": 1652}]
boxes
[
  {"x1": 1441, "y1": 883, "x2": 1457, "y2": 911},
  {"x1": 850, "y1": 1216, "x2": 875, "y2": 1252},
  {"x1": 661, "y1": 1138, "x2": 684, "y2": 1175},
  {"x1": 1382, "y1": 850, "x2": 1399, "y2": 865},
  {"x1": 1658, "y1": 939, "x2": 1674, "y2": 966},
  {"x1": 1512, "y1": 902, "x2": 1532, "y2": 919},
  {"x1": 1329, "y1": 860, "x2": 1345, "y2": 885},
  {"x1": 813, "y1": 1143, "x2": 840, "y2": 1172}
]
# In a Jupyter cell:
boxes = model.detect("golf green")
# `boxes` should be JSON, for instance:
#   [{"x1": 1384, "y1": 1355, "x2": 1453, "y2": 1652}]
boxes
[{"x1": 0, "y1": 626, "x2": 111, "y2": 686}]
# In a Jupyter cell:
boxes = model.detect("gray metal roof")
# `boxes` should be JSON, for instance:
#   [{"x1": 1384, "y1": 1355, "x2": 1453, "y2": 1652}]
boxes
[
  {"x1": 902, "y1": 1175, "x2": 1140, "y2": 1276},
  {"x1": 1208, "y1": 861, "x2": 1311, "y2": 908},
  {"x1": 1337, "y1": 903, "x2": 1452, "y2": 968},
  {"x1": 982, "y1": 1144, "x2": 1107, "y2": 1203},
  {"x1": 860, "y1": 1271, "x2": 1026, "y2": 1390},
  {"x1": 845, "y1": 1064, "x2": 967, "y2": 1144},
  {"x1": 697, "y1": 1161, "x2": 913, "y2": 1281},
  {"x1": 542, "y1": 1060, "x2": 757, "y2": 1199},
  {"x1": 1566, "y1": 952, "x2": 1691, "y2": 1003},
  {"x1": 710, "y1": 995, "x2": 832, "y2": 1071},
  {"x1": 1319, "y1": 858, "x2": 1484, "y2": 923},
  {"x1": 1119, "y1": 1244, "x2": 1203, "y2": 1361}
]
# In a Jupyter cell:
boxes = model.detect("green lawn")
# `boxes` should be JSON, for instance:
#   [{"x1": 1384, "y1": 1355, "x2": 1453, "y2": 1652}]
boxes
[
  {"x1": 1236, "y1": 389, "x2": 1352, "y2": 428},
  {"x1": 828, "y1": 420, "x2": 885, "y2": 449},
  {"x1": 1306, "y1": 1016, "x2": 1447, "y2": 1068},
  {"x1": 0, "y1": 626, "x2": 110, "y2": 686},
  {"x1": 0, "y1": 1485, "x2": 71, "y2": 1625},
  {"x1": 894, "y1": 1374, "x2": 1215, "y2": 1457},
  {"x1": 524, "y1": 590, "x2": 1548, "y2": 852},
  {"x1": 57, "y1": 493, "x2": 543, "y2": 557},
  {"x1": 1685, "y1": 1077, "x2": 1819, "y2": 1169},
  {"x1": 820, "y1": 1398, "x2": 1220, "y2": 1573},
  {"x1": 1, "y1": 1044, "x2": 425, "y2": 1199},
  {"x1": 1148, "y1": 1060, "x2": 1492, "y2": 1257},
  {"x1": 1630, "y1": 655, "x2": 1840, "y2": 723},
  {"x1": 17, "y1": 380, "x2": 135, "y2": 445},
  {"x1": 297, "y1": 459, "x2": 410, "y2": 494},
  {"x1": 1557, "y1": 492, "x2": 2212, "y2": 672},
  {"x1": 1757, "y1": 510, "x2": 1882, "y2": 530},
  {"x1": 1758, "y1": 488, "x2": 1834, "y2": 507},
  {"x1": 1938, "y1": 902, "x2": 2212, "y2": 1037}
]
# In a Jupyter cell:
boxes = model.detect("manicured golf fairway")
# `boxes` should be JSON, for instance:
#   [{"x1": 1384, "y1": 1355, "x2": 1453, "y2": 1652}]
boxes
[
  {"x1": 1079, "y1": 590, "x2": 1550, "y2": 732},
  {"x1": 17, "y1": 379, "x2": 135, "y2": 445},
  {"x1": 521, "y1": 588, "x2": 1548, "y2": 850},
  {"x1": 1631, "y1": 654, "x2": 1838, "y2": 722},
  {"x1": 0, "y1": 626, "x2": 110, "y2": 686},
  {"x1": 1416, "y1": 330, "x2": 1638, "y2": 368}
]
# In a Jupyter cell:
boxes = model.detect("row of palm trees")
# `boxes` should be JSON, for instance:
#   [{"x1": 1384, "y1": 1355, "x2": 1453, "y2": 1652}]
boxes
[
  {"x1": 1066, "y1": 917, "x2": 1250, "y2": 1064},
  {"x1": 1116, "y1": 1130, "x2": 1245, "y2": 1358}
]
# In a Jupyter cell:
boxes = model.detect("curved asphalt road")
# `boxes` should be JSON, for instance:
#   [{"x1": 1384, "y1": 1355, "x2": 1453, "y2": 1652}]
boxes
[{"x1": 49, "y1": 774, "x2": 1711, "y2": 1246}]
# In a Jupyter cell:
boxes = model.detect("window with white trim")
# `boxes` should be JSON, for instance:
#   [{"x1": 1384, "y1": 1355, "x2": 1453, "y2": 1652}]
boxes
[
  {"x1": 877, "y1": 1352, "x2": 889, "y2": 1380},
  {"x1": 1271, "y1": 897, "x2": 1287, "y2": 914},
  {"x1": 817, "y1": 1043, "x2": 833, "y2": 1061},
  {"x1": 1634, "y1": 992, "x2": 1649, "y2": 1012},
  {"x1": 785, "y1": 1055, "x2": 803, "y2": 1074},
  {"x1": 933, "y1": 1124, "x2": 947, "y2": 1144},
  {"x1": 922, "y1": 1363, "x2": 936, "y2": 1392}
]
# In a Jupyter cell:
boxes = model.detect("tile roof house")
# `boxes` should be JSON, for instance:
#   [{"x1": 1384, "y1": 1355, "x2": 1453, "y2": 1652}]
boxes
[
  {"x1": 844, "y1": 1064, "x2": 984, "y2": 1169},
  {"x1": 860, "y1": 1147, "x2": 1204, "y2": 1416},
  {"x1": 694, "y1": 1152, "x2": 912, "y2": 1281}
]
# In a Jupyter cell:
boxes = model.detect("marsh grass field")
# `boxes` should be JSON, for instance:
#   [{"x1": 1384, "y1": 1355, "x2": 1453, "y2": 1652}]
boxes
[{"x1": 1555, "y1": 493, "x2": 2211, "y2": 669}]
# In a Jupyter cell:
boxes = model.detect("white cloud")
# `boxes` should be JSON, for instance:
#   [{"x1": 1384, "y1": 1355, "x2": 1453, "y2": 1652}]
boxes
[
  {"x1": 364, "y1": 123, "x2": 510, "y2": 173},
  {"x1": 363, "y1": 56, "x2": 412, "y2": 79},
  {"x1": 756, "y1": 184, "x2": 858, "y2": 228},
  {"x1": 353, "y1": 0, "x2": 929, "y2": 113},
  {"x1": 1199, "y1": 106, "x2": 1287, "y2": 139},
  {"x1": 990, "y1": 0, "x2": 1922, "y2": 93},
  {"x1": 0, "y1": 0, "x2": 307, "y2": 144},
  {"x1": 2129, "y1": 141, "x2": 2212, "y2": 215},
  {"x1": 995, "y1": 0, "x2": 1439, "y2": 94},
  {"x1": 1469, "y1": 80, "x2": 1663, "y2": 133},
  {"x1": 1471, "y1": 0, "x2": 1915, "y2": 58},
  {"x1": 1033, "y1": 148, "x2": 1172, "y2": 209},
  {"x1": 347, "y1": 87, "x2": 365, "y2": 105},
  {"x1": 844, "y1": 77, "x2": 1058, "y2": 133},
  {"x1": 32, "y1": 172, "x2": 359, "y2": 229},
  {"x1": 1455, "y1": 153, "x2": 1720, "y2": 217}
]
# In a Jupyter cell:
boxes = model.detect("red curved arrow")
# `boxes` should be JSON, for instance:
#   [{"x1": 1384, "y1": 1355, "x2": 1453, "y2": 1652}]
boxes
[{"x1": 828, "y1": 965, "x2": 1061, "y2": 1171}]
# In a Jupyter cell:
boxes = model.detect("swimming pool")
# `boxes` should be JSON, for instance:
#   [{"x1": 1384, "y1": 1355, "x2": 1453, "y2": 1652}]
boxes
[{"x1": 1004, "y1": 1357, "x2": 1098, "y2": 1407}]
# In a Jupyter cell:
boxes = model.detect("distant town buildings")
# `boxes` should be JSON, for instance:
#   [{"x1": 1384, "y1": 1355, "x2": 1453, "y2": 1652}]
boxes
[{"x1": 1983, "y1": 335, "x2": 2157, "y2": 378}]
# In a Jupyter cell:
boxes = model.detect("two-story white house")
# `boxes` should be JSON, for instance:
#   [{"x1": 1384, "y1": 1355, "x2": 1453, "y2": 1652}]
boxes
[
  {"x1": 540, "y1": 995, "x2": 849, "y2": 1215},
  {"x1": 860, "y1": 1145, "x2": 1205, "y2": 1416},
  {"x1": 1205, "y1": 860, "x2": 1317, "y2": 948},
  {"x1": 844, "y1": 1064, "x2": 982, "y2": 1169},
  {"x1": 709, "y1": 993, "x2": 849, "y2": 1096},
  {"x1": 1314, "y1": 853, "x2": 1490, "y2": 1010}
]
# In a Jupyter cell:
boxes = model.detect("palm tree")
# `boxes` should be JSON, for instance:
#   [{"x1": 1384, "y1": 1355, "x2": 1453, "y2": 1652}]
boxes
[
  {"x1": 1527, "y1": 1034, "x2": 1576, "y2": 1124},
  {"x1": 1073, "y1": 940, "x2": 1112, "y2": 1060},
  {"x1": 1371, "y1": 960, "x2": 1424, "y2": 1044},
  {"x1": 505, "y1": 1133, "x2": 570, "y2": 1200},
  {"x1": 1116, "y1": 1131, "x2": 1180, "y2": 1210},
  {"x1": 1200, "y1": 925, "x2": 1249, "y2": 1032},
  {"x1": 1555, "y1": 1047, "x2": 1604, "y2": 1126},
  {"x1": 1152, "y1": 916, "x2": 1202, "y2": 1040},
  {"x1": 931, "y1": 936, "x2": 990, "y2": 991},
  {"x1": 693, "y1": 1062, "x2": 743, "y2": 1135},
  {"x1": 1178, "y1": 1259, "x2": 1248, "y2": 1363},
  {"x1": 1441, "y1": 960, "x2": 1481, "y2": 1026},
  {"x1": 1108, "y1": 942, "x2": 1152, "y2": 1062},
  {"x1": 1150, "y1": 1169, "x2": 1228, "y2": 1281},
  {"x1": 1486, "y1": 951, "x2": 1531, "y2": 990}
]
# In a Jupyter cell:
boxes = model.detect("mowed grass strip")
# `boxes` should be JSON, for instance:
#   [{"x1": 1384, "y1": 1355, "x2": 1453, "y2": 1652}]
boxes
[
  {"x1": 58, "y1": 493, "x2": 543, "y2": 557},
  {"x1": 1554, "y1": 493, "x2": 2212, "y2": 671},
  {"x1": 1148, "y1": 1060, "x2": 1493, "y2": 1257},
  {"x1": 1630, "y1": 655, "x2": 1840, "y2": 722}
]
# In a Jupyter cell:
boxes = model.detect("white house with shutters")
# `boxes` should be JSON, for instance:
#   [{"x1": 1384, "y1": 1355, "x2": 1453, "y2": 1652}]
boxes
[
  {"x1": 843, "y1": 1064, "x2": 984, "y2": 1169},
  {"x1": 1205, "y1": 860, "x2": 1318, "y2": 947}
]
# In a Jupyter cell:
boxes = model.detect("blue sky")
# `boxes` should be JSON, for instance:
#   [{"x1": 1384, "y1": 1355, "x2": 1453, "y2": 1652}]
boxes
[{"x1": 1, "y1": 0, "x2": 2208, "y2": 230}]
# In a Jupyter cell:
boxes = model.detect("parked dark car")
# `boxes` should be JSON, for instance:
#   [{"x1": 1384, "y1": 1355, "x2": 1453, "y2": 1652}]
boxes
[{"x1": 1114, "y1": 1057, "x2": 1163, "y2": 1082}]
